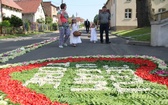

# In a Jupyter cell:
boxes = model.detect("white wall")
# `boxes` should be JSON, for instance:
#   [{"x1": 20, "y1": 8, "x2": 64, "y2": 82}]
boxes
[
  {"x1": 111, "y1": 0, "x2": 116, "y2": 28},
  {"x1": 53, "y1": 16, "x2": 57, "y2": 23},
  {"x1": 34, "y1": 4, "x2": 45, "y2": 22},
  {"x1": 105, "y1": 0, "x2": 168, "y2": 30},
  {"x1": 151, "y1": 18, "x2": 168, "y2": 47},
  {"x1": 22, "y1": 14, "x2": 34, "y2": 22},
  {"x1": 2, "y1": 7, "x2": 22, "y2": 19},
  {"x1": 152, "y1": 0, "x2": 168, "y2": 14},
  {"x1": 116, "y1": 0, "x2": 137, "y2": 26}
]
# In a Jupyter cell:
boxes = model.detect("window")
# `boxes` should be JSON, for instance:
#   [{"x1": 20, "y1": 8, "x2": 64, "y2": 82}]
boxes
[
  {"x1": 125, "y1": 9, "x2": 132, "y2": 19},
  {"x1": 152, "y1": 8, "x2": 155, "y2": 13},
  {"x1": 158, "y1": 8, "x2": 166, "y2": 13},
  {"x1": 125, "y1": 0, "x2": 131, "y2": 3}
]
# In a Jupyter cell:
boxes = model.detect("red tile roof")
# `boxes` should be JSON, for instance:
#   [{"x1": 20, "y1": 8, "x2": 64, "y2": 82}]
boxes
[
  {"x1": 15, "y1": 0, "x2": 42, "y2": 13},
  {"x1": 69, "y1": 17, "x2": 85, "y2": 23},
  {"x1": 1, "y1": 0, "x2": 22, "y2": 10},
  {"x1": 76, "y1": 17, "x2": 85, "y2": 22}
]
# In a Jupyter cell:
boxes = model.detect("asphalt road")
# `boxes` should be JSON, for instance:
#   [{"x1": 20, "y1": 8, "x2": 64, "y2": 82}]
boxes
[{"x1": 0, "y1": 30, "x2": 168, "y2": 65}]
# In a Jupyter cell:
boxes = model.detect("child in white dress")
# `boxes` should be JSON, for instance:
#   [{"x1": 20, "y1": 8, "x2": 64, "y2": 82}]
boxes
[
  {"x1": 70, "y1": 18, "x2": 82, "y2": 47},
  {"x1": 90, "y1": 23, "x2": 97, "y2": 43}
]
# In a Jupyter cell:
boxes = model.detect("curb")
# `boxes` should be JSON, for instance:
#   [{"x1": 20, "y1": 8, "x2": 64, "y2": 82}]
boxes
[
  {"x1": 113, "y1": 34, "x2": 150, "y2": 46},
  {"x1": 126, "y1": 40, "x2": 150, "y2": 46}
]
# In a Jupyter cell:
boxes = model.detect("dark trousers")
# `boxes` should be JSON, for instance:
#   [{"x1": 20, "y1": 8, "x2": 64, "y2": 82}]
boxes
[
  {"x1": 100, "y1": 23, "x2": 109, "y2": 43},
  {"x1": 85, "y1": 26, "x2": 89, "y2": 33}
]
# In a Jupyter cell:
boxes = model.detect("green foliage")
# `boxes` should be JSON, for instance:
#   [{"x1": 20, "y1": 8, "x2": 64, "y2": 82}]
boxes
[
  {"x1": 24, "y1": 19, "x2": 31, "y2": 32},
  {"x1": 68, "y1": 18, "x2": 71, "y2": 24},
  {"x1": 0, "y1": 31, "x2": 44, "y2": 39},
  {"x1": 52, "y1": 23, "x2": 58, "y2": 30},
  {"x1": 94, "y1": 14, "x2": 99, "y2": 25},
  {"x1": 3, "y1": 16, "x2": 10, "y2": 21},
  {"x1": 72, "y1": 14, "x2": 75, "y2": 18},
  {"x1": 45, "y1": 17, "x2": 53, "y2": 24},
  {"x1": 37, "y1": 18, "x2": 45, "y2": 23},
  {"x1": 0, "y1": 20, "x2": 10, "y2": 27},
  {"x1": 79, "y1": 24, "x2": 84, "y2": 28},
  {"x1": 10, "y1": 15, "x2": 23, "y2": 27}
]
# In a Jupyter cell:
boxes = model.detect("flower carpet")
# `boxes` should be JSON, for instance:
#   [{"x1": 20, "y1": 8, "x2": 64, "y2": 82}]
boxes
[
  {"x1": 0, "y1": 55, "x2": 168, "y2": 105},
  {"x1": 0, "y1": 37, "x2": 58, "y2": 63}
]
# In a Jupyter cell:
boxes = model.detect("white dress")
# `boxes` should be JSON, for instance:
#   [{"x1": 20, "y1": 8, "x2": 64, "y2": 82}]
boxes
[
  {"x1": 90, "y1": 27, "x2": 97, "y2": 42},
  {"x1": 70, "y1": 23, "x2": 82, "y2": 44}
]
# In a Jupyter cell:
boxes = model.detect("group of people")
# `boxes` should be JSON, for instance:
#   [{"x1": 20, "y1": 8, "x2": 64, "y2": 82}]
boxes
[{"x1": 57, "y1": 3, "x2": 111, "y2": 48}]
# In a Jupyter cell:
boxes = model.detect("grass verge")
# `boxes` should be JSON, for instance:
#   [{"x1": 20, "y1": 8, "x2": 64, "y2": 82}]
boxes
[
  {"x1": 0, "y1": 31, "x2": 54, "y2": 39},
  {"x1": 112, "y1": 27, "x2": 151, "y2": 41}
]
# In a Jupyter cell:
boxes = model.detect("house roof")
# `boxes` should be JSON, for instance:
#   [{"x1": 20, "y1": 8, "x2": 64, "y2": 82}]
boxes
[
  {"x1": 69, "y1": 17, "x2": 85, "y2": 23},
  {"x1": 15, "y1": 0, "x2": 42, "y2": 13},
  {"x1": 1, "y1": 0, "x2": 22, "y2": 10},
  {"x1": 43, "y1": 1, "x2": 59, "y2": 9}
]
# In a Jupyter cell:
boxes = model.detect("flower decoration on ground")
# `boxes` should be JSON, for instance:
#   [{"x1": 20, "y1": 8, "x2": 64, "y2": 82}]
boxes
[
  {"x1": 0, "y1": 37, "x2": 58, "y2": 63},
  {"x1": 0, "y1": 55, "x2": 168, "y2": 105}
]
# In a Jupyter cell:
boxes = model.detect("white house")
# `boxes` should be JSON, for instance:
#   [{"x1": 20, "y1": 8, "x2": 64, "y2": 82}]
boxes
[
  {"x1": 1, "y1": 0, "x2": 22, "y2": 19},
  {"x1": 15, "y1": 0, "x2": 45, "y2": 23}
]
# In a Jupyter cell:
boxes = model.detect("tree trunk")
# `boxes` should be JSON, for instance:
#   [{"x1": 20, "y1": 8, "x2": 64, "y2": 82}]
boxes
[
  {"x1": 147, "y1": 0, "x2": 155, "y2": 21},
  {"x1": 136, "y1": 0, "x2": 151, "y2": 27}
]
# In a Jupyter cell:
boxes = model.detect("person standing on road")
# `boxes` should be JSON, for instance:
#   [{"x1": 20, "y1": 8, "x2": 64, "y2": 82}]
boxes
[
  {"x1": 70, "y1": 18, "x2": 82, "y2": 47},
  {"x1": 90, "y1": 23, "x2": 98, "y2": 43},
  {"x1": 57, "y1": 3, "x2": 70, "y2": 48},
  {"x1": 84, "y1": 19, "x2": 90, "y2": 33},
  {"x1": 98, "y1": 6, "x2": 111, "y2": 44}
]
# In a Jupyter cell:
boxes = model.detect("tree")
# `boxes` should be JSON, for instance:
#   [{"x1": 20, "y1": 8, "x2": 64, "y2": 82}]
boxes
[
  {"x1": 147, "y1": 0, "x2": 154, "y2": 21},
  {"x1": 45, "y1": 17, "x2": 53, "y2": 24},
  {"x1": 37, "y1": 18, "x2": 45, "y2": 23},
  {"x1": 136, "y1": 0, "x2": 154, "y2": 27},
  {"x1": 0, "y1": 20, "x2": 10, "y2": 34},
  {"x1": 93, "y1": 14, "x2": 99, "y2": 25},
  {"x1": 0, "y1": 20, "x2": 10, "y2": 27},
  {"x1": 72, "y1": 14, "x2": 75, "y2": 18},
  {"x1": 10, "y1": 15, "x2": 23, "y2": 27}
]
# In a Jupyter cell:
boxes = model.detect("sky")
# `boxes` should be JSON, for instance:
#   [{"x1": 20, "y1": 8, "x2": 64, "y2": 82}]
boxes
[{"x1": 43, "y1": 0, "x2": 106, "y2": 22}]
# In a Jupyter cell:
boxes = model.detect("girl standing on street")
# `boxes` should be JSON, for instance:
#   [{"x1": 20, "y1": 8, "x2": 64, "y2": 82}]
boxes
[
  {"x1": 70, "y1": 18, "x2": 82, "y2": 47},
  {"x1": 90, "y1": 23, "x2": 98, "y2": 43}
]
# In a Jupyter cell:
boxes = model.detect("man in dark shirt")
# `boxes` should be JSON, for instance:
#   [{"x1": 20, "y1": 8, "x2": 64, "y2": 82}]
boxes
[
  {"x1": 84, "y1": 19, "x2": 90, "y2": 33},
  {"x1": 98, "y1": 6, "x2": 111, "y2": 44}
]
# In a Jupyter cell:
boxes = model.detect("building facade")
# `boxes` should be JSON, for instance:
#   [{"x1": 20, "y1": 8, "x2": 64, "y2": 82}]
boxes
[
  {"x1": 42, "y1": 2, "x2": 59, "y2": 23},
  {"x1": 15, "y1": 0, "x2": 45, "y2": 23},
  {"x1": 105, "y1": 0, "x2": 168, "y2": 31},
  {"x1": 1, "y1": 0, "x2": 22, "y2": 19}
]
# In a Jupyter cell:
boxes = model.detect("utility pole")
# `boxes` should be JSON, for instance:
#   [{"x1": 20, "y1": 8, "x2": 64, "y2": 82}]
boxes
[
  {"x1": 61, "y1": 0, "x2": 63, "y2": 3},
  {"x1": 76, "y1": 12, "x2": 78, "y2": 17}
]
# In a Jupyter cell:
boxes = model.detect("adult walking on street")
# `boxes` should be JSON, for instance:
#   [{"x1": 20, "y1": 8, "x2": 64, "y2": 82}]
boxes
[
  {"x1": 57, "y1": 3, "x2": 70, "y2": 48},
  {"x1": 98, "y1": 6, "x2": 111, "y2": 44},
  {"x1": 84, "y1": 19, "x2": 90, "y2": 33}
]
